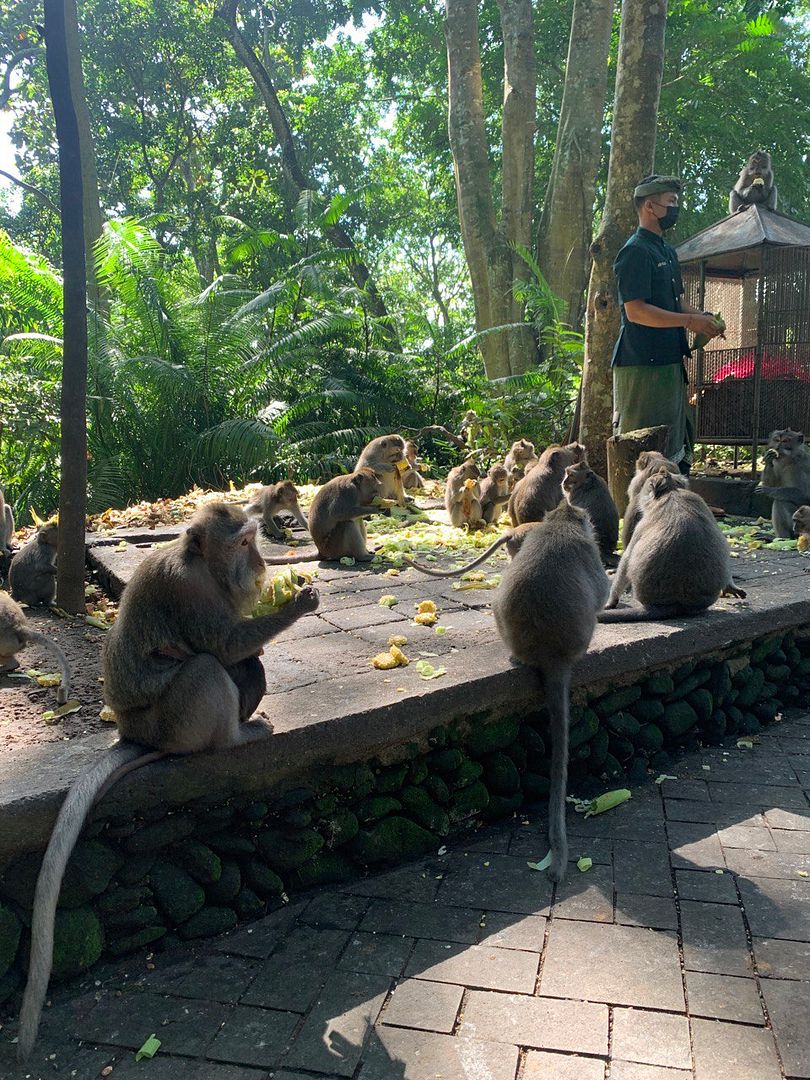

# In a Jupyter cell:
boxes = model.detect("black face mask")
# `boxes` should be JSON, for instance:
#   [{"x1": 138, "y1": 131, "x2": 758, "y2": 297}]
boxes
[{"x1": 653, "y1": 202, "x2": 680, "y2": 230}]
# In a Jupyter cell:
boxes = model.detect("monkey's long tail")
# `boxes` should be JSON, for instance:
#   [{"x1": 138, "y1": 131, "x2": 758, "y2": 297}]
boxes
[
  {"x1": 24, "y1": 631, "x2": 71, "y2": 706},
  {"x1": 408, "y1": 535, "x2": 508, "y2": 577},
  {"x1": 17, "y1": 742, "x2": 148, "y2": 1061},
  {"x1": 597, "y1": 604, "x2": 690, "y2": 623},
  {"x1": 543, "y1": 666, "x2": 571, "y2": 885}
]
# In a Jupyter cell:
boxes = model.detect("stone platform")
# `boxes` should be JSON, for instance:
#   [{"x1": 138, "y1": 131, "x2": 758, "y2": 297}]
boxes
[{"x1": 1, "y1": 710, "x2": 809, "y2": 1080}]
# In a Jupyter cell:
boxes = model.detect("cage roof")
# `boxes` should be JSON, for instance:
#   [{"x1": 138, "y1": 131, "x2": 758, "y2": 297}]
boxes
[{"x1": 676, "y1": 206, "x2": 810, "y2": 268}]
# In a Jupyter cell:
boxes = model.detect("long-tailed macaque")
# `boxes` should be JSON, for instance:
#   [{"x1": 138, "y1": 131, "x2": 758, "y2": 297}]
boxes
[
  {"x1": 599, "y1": 469, "x2": 745, "y2": 622},
  {"x1": 356, "y1": 435, "x2": 407, "y2": 506},
  {"x1": 9, "y1": 521, "x2": 58, "y2": 606},
  {"x1": 562, "y1": 461, "x2": 619, "y2": 564},
  {"x1": 757, "y1": 429, "x2": 810, "y2": 539},
  {"x1": 479, "y1": 464, "x2": 510, "y2": 524},
  {"x1": 445, "y1": 459, "x2": 484, "y2": 529},
  {"x1": 509, "y1": 443, "x2": 586, "y2": 526},
  {"x1": 493, "y1": 501, "x2": 609, "y2": 883},
  {"x1": 793, "y1": 505, "x2": 810, "y2": 547},
  {"x1": 503, "y1": 439, "x2": 539, "y2": 487},
  {"x1": 410, "y1": 522, "x2": 539, "y2": 578},
  {"x1": 246, "y1": 481, "x2": 308, "y2": 540},
  {"x1": 0, "y1": 592, "x2": 71, "y2": 704},
  {"x1": 729, "y1": 151, "x2": 777, "y2": 214},
  {"x1": 0, "y1": 485, "x2": 14, "y2": 551},
  {"x1": 622, "y1": 451, "x2": 681, "y2": 549},
  {"x1": 17, "y1": 503, "x2": 319, "y2": 1060},
  {"x1": 308, "y1": 468, "x2": 383, "y2": 561},
  {"x1": 401, "y1": 441, "x2": 426, "y2": 489}
]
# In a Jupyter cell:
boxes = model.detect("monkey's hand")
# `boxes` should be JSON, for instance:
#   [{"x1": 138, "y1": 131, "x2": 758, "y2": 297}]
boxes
[
  {"x1": 293, "y1": 584, "x2": 320, "y2": 613},
  {"x1": 721, "y1": 582, "x2": 747, "y2": 599},
  {"x1": 763, "y1": 448, "x2": 779, "y2": 462}
]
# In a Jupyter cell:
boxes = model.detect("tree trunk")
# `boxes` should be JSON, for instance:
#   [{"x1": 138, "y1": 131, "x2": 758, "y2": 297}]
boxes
[
  {"x1": 217, "y1": 1, "x2": 394, "y2": 332},
  {"x1": 536, "y1": 0, "x2": 614, "y2": 330},
  {"x1": 445, "y1": 0, "x2": 538, "y2": 379},
  {"x1": 65, "y1": 0, "x2": 104, "y2": 311},
  {"x1": 606, "y1": 424, "x2": 670, "y2": 515},
  {"x1": 45, "y1": 0, "x2": 88, "y2": 615},
  {"x1": 579, "y1": 0, "x2": 668, "y2": 478}
]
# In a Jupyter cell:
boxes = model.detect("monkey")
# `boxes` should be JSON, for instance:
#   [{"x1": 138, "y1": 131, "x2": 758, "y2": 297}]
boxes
[
  {"x1": 401, "y1": 440, "x2": 427, "y2": 489},
  {"x1": 503, "y1": 439, "x2": 539, "y2": 487},
  {"x1": 9, "y1": 521, "x2": 59, "y2": 606},
  {"x1": 409, "y1": 522, "x2": 540, "y2": 577},
  {"x1": 445, "y1": 458, "x2": 485, "y2": 529},
  {"x1": 729, "y1": 150, "x2": 777, "y2": 214},
  {"x1": 0, "y1": 485, "x2": 14, "y2": 551},
  {"x1": 355, "y1": 435, "x2": 407, "y2": 506},
  {"x1": 756, "y1": 429, "x2": 810, "y2": 539},
  {"x1": 0, "y1": 592, "x2": 71, "y2": 704},
  {"x1": 622, "y1": 451, "x2": 681, "y2": 549},
  {"x1": 308, "y1": 468, "x2": 383, "y2": 562},
  {"x1": 793, "y1": 505, "x2": 810, "y2": 544},
  {"x1": 492, "y1": 500, "x2": 610, "y2": 883},
  {"x1": 246, "y1": 481, "x2": 308, "y2": 540},
  {"x1": 479, "y1": 463, "x2": 511, "y2": 524},
  {"x1": 509, "y1": 443, "x2": 586, "y2": 527},
  {"x1": 598, "y1": 469, "x2": 746, "y2": 623},
  {"x1": 460, "y1": 409, "x2": 481, "y2": 447},
  {"x1": 17, "y1": 502, "x2": 320, "y2": 1060},
  {"x1": 562, "y1": 460, "x2": 619, "y2": 565}
]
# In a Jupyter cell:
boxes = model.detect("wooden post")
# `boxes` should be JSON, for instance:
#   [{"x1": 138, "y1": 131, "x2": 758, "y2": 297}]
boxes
[{"x1": 607, "y1": 424, "x2": 670, "y2": 516}]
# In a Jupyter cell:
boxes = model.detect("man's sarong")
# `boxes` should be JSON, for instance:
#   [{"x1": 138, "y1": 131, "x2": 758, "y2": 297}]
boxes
[{"x1": 612, "y1": 362, "x2": 694, "y2": 467}]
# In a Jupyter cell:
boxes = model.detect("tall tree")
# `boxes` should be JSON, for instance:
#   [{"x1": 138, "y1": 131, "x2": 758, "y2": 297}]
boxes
[
  {"x1": 578, "y1": 0, "x2": 668, "y2": 476},
  {"x1": 535, "y1": 0, "x2": 614, "y2": 330},
  {"x1": 444, "y1": 0, "x2": 537, "y2": 379},
  {"x1": 44, "y1": 0, "x2": 88, "y2": 614}
]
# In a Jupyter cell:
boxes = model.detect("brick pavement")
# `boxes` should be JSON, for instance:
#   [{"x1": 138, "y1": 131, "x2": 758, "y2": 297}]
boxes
[{"x1": 2, "y1": 712, "x2": 810, "y2": 1080}]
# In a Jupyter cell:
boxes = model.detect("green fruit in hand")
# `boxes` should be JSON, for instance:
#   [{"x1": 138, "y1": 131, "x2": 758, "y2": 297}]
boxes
[{"x1": 693, "y1": 312, "x2": 725, "y2": 350}]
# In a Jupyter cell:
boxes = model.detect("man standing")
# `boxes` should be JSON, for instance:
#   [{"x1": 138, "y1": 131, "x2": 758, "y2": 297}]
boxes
[{"x1": 612, "y1": 175, "x2": 722, "y2": 475}]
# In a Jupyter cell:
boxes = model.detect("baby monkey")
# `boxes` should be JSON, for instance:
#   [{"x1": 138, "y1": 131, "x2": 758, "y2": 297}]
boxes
[
  {"x1": 493, "y1": 501, "x2": 609, "y2": 883},
  {"x1": 793, "y1": 505, "x2": 810, "y2": 550},
  {"x1": 445, "y1": 459, "x2": 485, "y2": 529},
  {"x1": 308, "y1": 468, "x2": 383, "y2": 561},
  {"x1": 503, "y1": 439, "x2": 539, "y2": 487},
  {"x1": 402, "y1": 441, "x2": 427, "y2": 489},
  {"x1": 246, "y1": 481, "x2": 308, "y2": 540},
  {"x1": 479, "y1": 464, "x2": 510, "y2": 524},
  {"x1": 9, "y1": 521, "x2": 59, "y2": 606},
  {"x1": 600, "y1": 469, "x2": 745, "y2": 622},
  {"x1": 0, "y1": 592, "x2": 71, "y2": 703}
]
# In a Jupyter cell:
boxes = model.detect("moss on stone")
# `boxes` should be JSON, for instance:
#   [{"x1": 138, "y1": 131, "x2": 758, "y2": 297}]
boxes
[
  {"x1": 593, "y1": 685, "x2": 642, "y2": 716},
  {"x1": 600, "y1": 754, "x2": 625, "y2": 782},
  {"x1": 206, "y1": 833, "x2": 256, "y2": 858},
  {"x1": 0, "y1": 966, "x2": 21, "y2": 1005},
  {"x1": 631, "y1": 697, "x2": 665, "y2": 723},
  {"x1": 428, "y1": 748, "x2": 464, "y2": 774},
  {"x1": 353, "y1": 816, "x2": 438, "y2": 865},
  {"x1": 609, "y1": 735, "x2": 635, "y2": 763},
  {"x1": 319, "y1": 808, "x2": 360, "y2": 849},
  {"x1": 171, "y1": 840, "x2": 222, "y2": 885},
  {"x1": 669, "y1": 668, "x2": 711, "y2": 701},
  {"x1": 125, "y1": 815, "x2": 196, "y2": 855},
  {"x1": 662, "y1": 701, "x2": 699, "y2": 739},
  {"x1": 375, "y1": 764, "x2": 409, "y2": 794},
  {"x1": 399, "y1": 786, "x2": 450, "y2": 836},
  {"x1": 356, "y1": 796, "x2": 402, "y2": 823},
  {"x1": 97, "y1": 886, "x2": 149, "y2": 917},
  {"x1": 101, "y1": 904, "x2": 160, "y2": 935},
  {"x1": 605, "y1": 712, "x2": 641, "y2": 738},
  {"x1": 0, "y1": 902, "x2": 21, "y2": 979},
  {"x1": 257, "y1": 828, "x2": 325, "y2": 872},
  {"x1": 703, "y1": 710, "x2": 728, "y2": 744},
  {"x1": 52, "y1": 907, "x2": 104, "y2": 979},
  {"x1": 569, "y1": 709, "x2": 599, "y2": 750},
  {"x1": 149, "y1": 861, "x2": 205, "y2": 925},
  {"x1": 234, "y1": 888, "x2": 266, "y2": 920},
  {"x1": 117, "y1": 853, "x2": 156, "y2": 886},
  {"x1": 522, "y1": 772, "x2": 550, "y2": 800},
  {"x1": 206, "y1": 861, "x2": 242, "y2": 904},
  {"x1": 407, "y1": 759, "x2": 429, "y2": 786},
  {"x1": 178, "y1": 906, "x2": 237, "y2": 940},
  {"x1": 735, "y1": 666, "x2": 765, "y2": 707},
  {"x1": 587, "y1": 727, "x2": 610, "y2": 770},
  {"x1": 106, "y1": 926, "x2": 167, "y2": 958},
  {"x1": 450, "y1": 759, "x2": 484, "y2": 790},
  {"x1": 636, "y1": 723, "x2": 664, "y2": 756},
  {"x1": 428, "y1": 726, "x2": 448, "y2": 748},
  {"x1": 483, "y1": 792, "x2": 523, "y2": 820},
  {"x1": 644, "y1": 672, "x2": 674, "y2": 696},
  {"x1": 482, "y1": 752, "x2": 521, "y2": 795},
  {"x1": 465, "y1": 717, "x2": 520, "y2": 758},
  {"x1": 448, "y1": 781, "x2": 490, "y2": 823},
  {"x1": 686, "y1": 689, "x2": 714, "y2": 725},
  {"x1": 241, "y1": 859, "x2": 284, "y2": 898},
  {"x1": 290, "y1": 852, "x2": 355, "y2": 889},
  {"x1": 322, "y1": 763, "x2": 375, "y2": 798},
  {"x1": 521, "y1": 726, "x2": 546, "y2": 759},
  {"x1": 751, "y1": 636, "x2": 782, "y2": 664},
  {"x1": 422, "y1": 774, "x2": 450, "y2": 806}
]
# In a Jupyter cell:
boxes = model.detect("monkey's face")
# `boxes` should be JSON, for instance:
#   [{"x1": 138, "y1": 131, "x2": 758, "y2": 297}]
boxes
[
  {"x1": 512, "y1": 439, "x2": 534, "y2": 462},
  {"x1": 189, "y1": 503, "x2": 265, "y2": 613},
  {"x1": 562, "y1": 462, "x2": 589, "y2": 493},
  {"x1": 458, "y1": 460, "x2": 480, "y2": 481},
  {"x1": 377, "y1": 436, "x2": 406, "y2": 465},
  {"x1": 405, "y1": 442, "x2": 418, "y2": 465},
  {"x1": 229, "y1": 520, "x2": 265, "y2": 612},
  {"x1": 750, "y1": 151, "x2": 770, "y2": 172},
  {"x1": 39, "y1": 522, "x2": 59, "y2": 547},
  {"x1": 793, "y1": 506, "x2": 810, "y2": 537},
  {"x1": 769, "y1": 429, "x2": 804, "y2": 458},
  {"x1": 566, "y1": 442, "x2": 587, "y2": 464},
  {"x1": 275, "y1": 482, "x2": 300, "y2": 510},
  {"x1": 354, "y1": 469, "x2": 383, "y2": 502},
  {"x1": 489, "y1": 466, "x2": 508, "y2": 493}
]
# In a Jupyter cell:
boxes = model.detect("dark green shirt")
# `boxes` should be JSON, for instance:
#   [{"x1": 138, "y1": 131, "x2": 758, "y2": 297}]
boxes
[{"x1": 611, "y1": 227, "x2": 690, "y2": 367}]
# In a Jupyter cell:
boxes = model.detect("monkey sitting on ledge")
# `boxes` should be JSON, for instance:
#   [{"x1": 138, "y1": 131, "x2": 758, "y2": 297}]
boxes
[{"x1": 729, "y1": 150, "x2": 777, "y2": 214}]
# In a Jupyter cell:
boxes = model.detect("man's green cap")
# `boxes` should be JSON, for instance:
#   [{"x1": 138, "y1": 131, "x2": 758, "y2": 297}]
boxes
[{"x1": 633, "y1": 175, "x2": 682, "y2": 198}]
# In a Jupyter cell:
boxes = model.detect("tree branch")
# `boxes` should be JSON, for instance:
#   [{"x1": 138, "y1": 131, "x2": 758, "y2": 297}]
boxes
[{"x1": 0, "y1": 168, "x2": 59, "y2": 213}]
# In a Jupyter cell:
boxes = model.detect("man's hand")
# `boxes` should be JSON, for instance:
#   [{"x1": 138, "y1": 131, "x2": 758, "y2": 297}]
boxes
[{"x1": 687, "y1": 312, "x2": 724, "y2": 339}]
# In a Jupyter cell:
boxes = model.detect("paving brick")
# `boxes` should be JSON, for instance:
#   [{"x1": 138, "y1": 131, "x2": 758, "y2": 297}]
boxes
[
  {"x1": 771, "y1": 828, "x2": 810, "y2": 854},
  {"x1": 405, "y1": 939, "x2": 538, "y2": 993},
  {"x1": 684, "y1": 971, "x2": 765, "y2": 1024},
  {"x1": 435, "y1": 852, "x2": 553, "y2": 915},
  {"x1": 613, "y1": 841, "x2": 673, "y2": 897},
  {"x1": 764, "y1": 807, "x2": 810, "y2": 830},
  {"x1": 342, "y1": 863, "x2": 440, "y2": 903},
  {"x1": 708, "y1": 780, "x2": 807, "y2": 806},
  {"x1": 71, "y1": 991, "x2": 224, "y2": 1055},
  {"x1": 664, "y1": 798, "x2": 720, "y2": 823},
  {"x1": 680, "y1": 899, "x2": 752, "y2": 976},
  {"x1": 724, "y1": 847, "x2": 810, "y2": 878},
  {"x1": 141, "y1": 950, "x2": 260, "y2": 1003},
  {"x1": 301, "y1": 891, "x2": 368, "y2": 930},
  {"x1": 754, "y1": 935, "x2": 810, "y2": 979},
  {"x1": 510, "y1": 829, "x2": 612, "y2": 863},
  {"x1": 675, "y1": 868, "x2": 738, "y2": 904},
  {"x1": 667, "y1": 821, "x2": 724, "y2": 869},
  {"x1": 282, "y1": 970, "x2": 390, "y2": 1076},
  {"x1": 477, "y1": 912, "x2": 546, "y2": 951},
  {"x1": 115, "y1": 1057, "x2": 266, "y2": 1080},
  {"x1": 540, "y1": 921, "x2": 684, "y2": 1011},
  {"x1": 0, "y1": 1039, "x2": 113, "y2": 1080},
  {"x1": 337, "y1": 932, "x2": 414, "y2": 977},
  {"x1": 522, "y1": 1050, "x2": 606, "y2": 1079},
  {"x1": 463, "y1": 821, "x2": 513, "y2": 853},
  {"x1": 761, "y1": 978, "x2": 810, "y2": 1078},
  {"x1": 358, "y1": 1027, "x2": 519, "y2": 1080},
  {"x1": 660, "y1": 778, "x2": 709, "y2": 801},
  {"x1": 552, "y1": 864, "x2": 614, "y2": 922},
  {"x1": 691, "y1": 1016, "x2": 782, "y2": 1080},
  {"x1": 360, "y1": 898, "x2": 481, "y2": 943},
  {"x1": 609, "y1": 1065, "x2": 691, "y2": 1080},
  {"x1": 716, "y1": 824, "x2": 776, "y2": 850},
  {"x1": 460, "y1": 989, "x2": 608, "y2": 1054},
  {"x1": 379, "y1": 978, "x2": 463, "y2": 1033},
  {"x1": 241, "y1": 926, "x2": 351, "y2": 1012},
  {"x1": 320, "y1": 602, "x2": 410, "y2": 631},
  {"x1": 614, "y1": 893, "x2": 678, "y2": 930},
  {"x1": 213, "y1": 902, "x2": 304, "y2": 958},
  {"x1": 739, "y1": 875, "x2": 810, "y2": 941},
  {"x1": 206, "y1": 1004, "x2": 298, "y2": 1068},
  {"x1": 611, "y1": 1008, "x2": 692, "y2": 1070}
]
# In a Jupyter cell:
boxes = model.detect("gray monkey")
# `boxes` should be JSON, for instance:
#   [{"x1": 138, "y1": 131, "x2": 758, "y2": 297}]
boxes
[
  {"x1": 493, "y1": 501, "x2": 609, "y2": 883},
  {"x1": 756, "y1": 429, "x2": 810, "y2": 539},
  {"x1": 509, "y1": 442, "x2": 586, "y2": 526},
  {"x1": 729, "y1": 150, "x2": 777, "y2": 214},
  {"x1": 599, "y1": 469, "x2": 745, "y2": 622},
  {"x1": 562, "y1": 460, "x2": 619, "y2": 565},
  {"x1": 0, "y1": 591, "x2": 71, "y2": 703},
  {"x1": 0, "y1": 485, "x2": 14, "y2": 551},
  {"x1": 402, "y1": 441, "x2": 427, "y2": 489},
  {"x1": 445, "y1": 458, "x2": 484, "y2": 528},
  {"x1": 479, "y1": 463, "x2": 511, "y2": 524},
  {"x1": 9, "y1": 521, "x2": 59, "y2": 606},
  {"x1": 356, "y1": 434, "x2": 407, "y2": 506},
  {"x1": 503, "y1": 439, "x2": 538, "y2": 487},
  {"x1": 308, "y1": 468, "x2": 383, "y2": 561},
  {"x1": 622, "y1": 451, "x2": 681, "y2": 549},
  {"x1": 246, "y1": 480, "x2": 308, "y2": 540},
  {"x1": 17, "y1": 502, "x2": 319, "y2": 1060}
]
